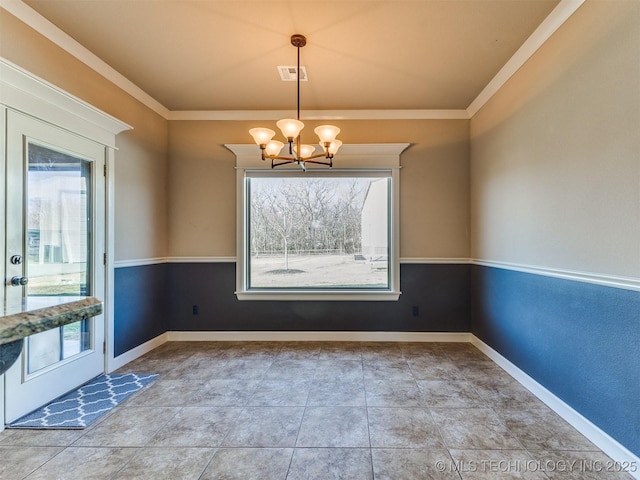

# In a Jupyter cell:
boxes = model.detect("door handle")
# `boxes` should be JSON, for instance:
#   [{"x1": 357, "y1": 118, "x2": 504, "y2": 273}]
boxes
[{"x1": 10, "y1": 276, "x2": 28, "y2": 287}]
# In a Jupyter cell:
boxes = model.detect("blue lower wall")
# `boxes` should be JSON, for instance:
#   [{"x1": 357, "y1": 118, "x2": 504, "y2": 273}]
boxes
[
  {"x1": 113, "y1": 262, "x2": 470, "y2": 349},
  {"x1": 113, "y1": 261, "x2": 639, "y2": 456},
  {"x1": 167, "y1": 263, "x2": 470, "y2": 332},
  {"x1": 113, "y1": 264, "x2": 170, "y2": 356},
  {"x1": 471, "y1": 265, "x2": 640, "y2": 457}
]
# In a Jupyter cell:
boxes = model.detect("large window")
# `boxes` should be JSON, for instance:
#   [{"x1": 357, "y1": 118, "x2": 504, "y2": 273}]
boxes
[{"x1": 236, "y1": 170, "x2": 400, "y2": 300}]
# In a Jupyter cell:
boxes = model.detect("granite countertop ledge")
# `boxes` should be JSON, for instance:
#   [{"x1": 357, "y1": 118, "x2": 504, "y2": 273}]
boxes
[{"x1": 0, "y1": 297, "x2": 103, "y2": 346}]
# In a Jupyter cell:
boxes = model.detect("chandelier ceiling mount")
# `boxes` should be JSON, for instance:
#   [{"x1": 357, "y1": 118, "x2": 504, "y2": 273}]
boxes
[{"x1": 249, "y1": 34, "x2": 342, "y2": 170}]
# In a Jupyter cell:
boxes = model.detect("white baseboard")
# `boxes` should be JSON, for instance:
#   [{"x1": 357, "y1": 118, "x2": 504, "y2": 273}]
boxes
[
  {"x1": 166, "y1": 331, "x2": 472, "y2": 343},
  {"x1": 471, "y1": 336, "x2": 640, "y2": 480},
  {"x1": 107, "y1": 332, "x2": 169, "y2": 372}
]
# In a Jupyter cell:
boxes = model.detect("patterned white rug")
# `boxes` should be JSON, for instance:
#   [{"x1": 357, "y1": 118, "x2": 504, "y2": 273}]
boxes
[{"x1": 7, "y1": 373, "x2": 158, "y2": 429}]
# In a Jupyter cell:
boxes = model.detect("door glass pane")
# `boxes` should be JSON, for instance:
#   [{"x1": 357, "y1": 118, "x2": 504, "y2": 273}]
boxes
[
  {"x1": 27, "y1": 143, "x2": 91, "y2": 296},
  {"x1": 25, "y1": 142, "x2": 92, "y2": 374},
  {"x1": 27, "y1": 329, "x2": 60, "y2": 373},
  {"x1": 26, "y1": 318, "x2": 91, "y2": 374},
  {"x1": 62, "y1": 319, "x2": 91, "y2": 359}
]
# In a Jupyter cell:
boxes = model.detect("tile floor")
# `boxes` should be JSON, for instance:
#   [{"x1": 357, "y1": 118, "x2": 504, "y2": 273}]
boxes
[{"x1": 0, "y1": 342, "x2": 634, "y2": 479}]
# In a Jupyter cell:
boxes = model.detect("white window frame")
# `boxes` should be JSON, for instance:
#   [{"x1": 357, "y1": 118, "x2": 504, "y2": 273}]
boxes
[{"x1": 228, "y1": 143, "x2": 409, "y2": 301}]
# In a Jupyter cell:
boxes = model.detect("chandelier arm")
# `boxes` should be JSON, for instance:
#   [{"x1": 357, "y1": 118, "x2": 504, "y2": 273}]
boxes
[
  {"x1": 265, "y1": 152, "x2": 330, "y2": 162},
  {"x1": 303, "y1": 159, "x2": 333, "y2": 167},
  {"x1": 265, "y1": 155, "x2": 302, "y2": 162},
  {"x1": 304, "y1": 152, "x2": 334, "y2": 161},
  {"x1": 271, "y1": 159, "x2": 302, "y2": 168}
]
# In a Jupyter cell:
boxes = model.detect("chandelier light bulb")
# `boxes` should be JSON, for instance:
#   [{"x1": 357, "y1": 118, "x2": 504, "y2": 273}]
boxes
[
  {"x1": 298, "y1": 144, "x2": 316, "y2": 158},
  {"x1": 325, "y1": 139, "x2": 343, "y2": 156},
  {"x1": 276, "y1": 119, "x2": 305, "y2": 140},
  {"x1": 249, "y1": 128, "x2": 275, "y2": 146},
  {"x1": 265, "y1": 140, "x2": 284, "y2": 157},
  {"x1": 314, "y1": 125, "x2": 340, "y2": 144}
]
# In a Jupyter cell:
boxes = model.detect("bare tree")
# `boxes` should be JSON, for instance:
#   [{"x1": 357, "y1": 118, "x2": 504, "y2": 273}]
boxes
[{"x1": 250, "y1": 177, "x2": 369, "y2": 268}]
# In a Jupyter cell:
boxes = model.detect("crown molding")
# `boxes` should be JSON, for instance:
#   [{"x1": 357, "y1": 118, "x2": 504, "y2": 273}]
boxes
[
  {"x1": 467, "y1": 0, "x2": 585, "y2": 117},
  {"x1": 2, "y1": 0, "x2": 585, "y2": 122},
  {"x1": 0, "y1": 0, "x2": 170, "y2": 119},
  {"x1": 169, "y1": 109, "x2": 470, "y2": 121}
]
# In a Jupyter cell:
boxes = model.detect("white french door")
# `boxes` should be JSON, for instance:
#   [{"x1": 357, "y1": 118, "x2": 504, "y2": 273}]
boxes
[{"x1": 4, "y1": 110, "x2": 106, "y2": 423}]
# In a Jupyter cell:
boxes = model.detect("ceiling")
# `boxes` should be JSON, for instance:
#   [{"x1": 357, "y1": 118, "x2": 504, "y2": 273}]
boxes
[{"x1": 22, "y1": 0, "x2": 561, "y2": 113}]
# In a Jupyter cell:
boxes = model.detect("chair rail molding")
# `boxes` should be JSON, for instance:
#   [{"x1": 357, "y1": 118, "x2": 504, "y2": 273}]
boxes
[{"x1": 473, "y1": 259, "x2": 640, "y2": 292}]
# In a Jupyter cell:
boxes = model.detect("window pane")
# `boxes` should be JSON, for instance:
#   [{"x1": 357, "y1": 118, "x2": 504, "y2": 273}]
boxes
[{"x1": 248, "y1": 176, "x2": 390, "y2": 289}]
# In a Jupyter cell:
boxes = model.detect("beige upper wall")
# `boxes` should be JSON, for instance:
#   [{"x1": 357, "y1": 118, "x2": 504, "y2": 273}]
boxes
[
  {"x1": 470, "y1": 0, "x2": 640, "y2": 278},
  {"x1": 0, "y1": 9, "x2": 169, "y2": 261},
  {"x1": 168, "y1": 119, "x2": 470, "y2": 259},
  {"x1": 1, "y1": 6, "x2": 470, "y2": 263},
  {"x1": 7, "y1": 0, "x2": 638, "y2": 273}
]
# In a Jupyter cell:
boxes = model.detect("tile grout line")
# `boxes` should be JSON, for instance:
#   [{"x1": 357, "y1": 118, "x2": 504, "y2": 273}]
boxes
[
  {"x1": 360, "y1": 350, "x2": 376, "y2": 479},
  {"x1": 283, "y1": 368, "x2": 309, "y2": 480}
]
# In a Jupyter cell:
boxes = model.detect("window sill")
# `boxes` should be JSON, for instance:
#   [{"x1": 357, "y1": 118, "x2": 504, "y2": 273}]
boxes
[{"x1": 235, "y1": 290, "x2": 401, "y2": 301}]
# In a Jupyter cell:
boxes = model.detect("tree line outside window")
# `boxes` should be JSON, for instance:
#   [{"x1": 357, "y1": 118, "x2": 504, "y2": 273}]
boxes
[{"x1": 249, "y1": 177, "x2": 369, "y2": 267}]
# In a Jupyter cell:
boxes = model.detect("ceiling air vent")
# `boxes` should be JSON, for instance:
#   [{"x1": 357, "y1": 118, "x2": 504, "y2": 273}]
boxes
[{"x1": 277, "y1": 66, "x2": 308, "y2": 81}]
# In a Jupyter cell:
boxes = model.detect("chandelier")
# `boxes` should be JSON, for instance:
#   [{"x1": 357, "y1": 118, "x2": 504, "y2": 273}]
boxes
[{"x1": 249, "y1": 34, "x2": 342, "y2": 169}]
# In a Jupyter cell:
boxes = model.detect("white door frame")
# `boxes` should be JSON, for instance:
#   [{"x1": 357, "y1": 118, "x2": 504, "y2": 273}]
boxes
[
  {"x1": 0, "y1": 58, "x2": 131, "y2": 430},
  {"x1": 104, "y1": 148, "x2": 117, "y2": 373},
  {"x1": 0, "y1": 105, "x2": 6, "y2": 430},
  {"x1": 4, "y1": 111, "x2": 108, "y2": 421}
]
